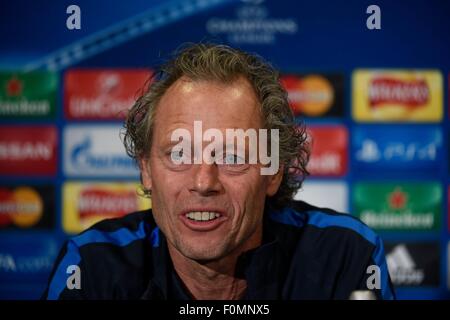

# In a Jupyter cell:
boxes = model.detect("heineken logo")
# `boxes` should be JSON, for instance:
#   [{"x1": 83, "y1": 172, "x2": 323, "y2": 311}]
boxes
[
  {"x1": 6, "y1": 77, "x2": 22, "y2": 97},
  {"x1": 354, "y1": 182, "x2": 441, "y2": 231},
  {"x1": 0, "y1": 72, "x2": 57, "y2": 118},
  {"x1": 360, "y1": 210, "x2": 435, "y2": 229},
  {"x1": 388, "y1": 187, "x2": 407, "y2": 210}
]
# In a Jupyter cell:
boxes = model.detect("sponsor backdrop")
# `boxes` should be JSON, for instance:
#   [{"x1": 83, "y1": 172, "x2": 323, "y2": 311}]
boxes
[{"x1": 1, "y1": 0, "x2": 450, "y2": 299}]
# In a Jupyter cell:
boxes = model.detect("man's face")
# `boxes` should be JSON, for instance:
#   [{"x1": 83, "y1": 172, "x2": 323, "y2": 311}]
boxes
[{"x1": 141, "y1": 76, "x2": 282, "y2": 262}]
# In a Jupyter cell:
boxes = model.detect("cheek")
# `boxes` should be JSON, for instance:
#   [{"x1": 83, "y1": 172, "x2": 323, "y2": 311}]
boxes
[
  {"x1": 150, "y1": 158, "x2": 181, "y2": 194},
  {"x1": 244, "y1": 176, "x2": 270, "y2": 217},
  {"x1": 234, "y1": 172, "x2": 269, "y2": 198},
  {"x1": 150, "y1": 189, "x2": 178, "y2": 238},
  {"x1": 149, "y1": 162, "x2": 188, "y2": 222},
  {"x1": 224, "y1": 173, "x2": 268, "y2": 214}
]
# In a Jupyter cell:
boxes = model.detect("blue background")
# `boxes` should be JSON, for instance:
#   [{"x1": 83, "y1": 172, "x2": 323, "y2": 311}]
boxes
[{"x1": 0, "y1": 0, "x2": 449, "y2": 299}]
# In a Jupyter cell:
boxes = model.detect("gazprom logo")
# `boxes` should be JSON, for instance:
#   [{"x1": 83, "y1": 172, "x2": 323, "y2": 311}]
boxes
[
  {"x1": 70, "y1": 137, "x2": 133, "y2": 170},
  {"x1": 64, "y1": 125, "x2": 138, "y2": 177}
]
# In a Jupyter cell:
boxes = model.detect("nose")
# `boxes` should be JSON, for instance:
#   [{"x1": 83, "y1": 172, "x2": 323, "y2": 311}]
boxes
[{"x1": 190, "y1": 162, "x2": 222, "y2": 196}]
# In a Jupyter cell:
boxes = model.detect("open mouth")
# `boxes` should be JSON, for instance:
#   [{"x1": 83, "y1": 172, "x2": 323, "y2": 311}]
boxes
[
  {"x1": 180, "y1": 210, "x2": 227, "y2": 231},
  {"x1": 185, "y1": 211, "x2": 222, "y2": 222}
]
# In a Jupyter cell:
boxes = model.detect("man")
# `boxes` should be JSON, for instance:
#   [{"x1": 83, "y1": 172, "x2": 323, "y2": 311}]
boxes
[{"x1": 43, "y1": 43, "x2": 395, "y2": 300}]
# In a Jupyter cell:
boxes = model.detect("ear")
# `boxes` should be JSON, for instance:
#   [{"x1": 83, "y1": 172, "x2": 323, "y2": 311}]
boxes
[
  {"x1": 266, "y1": 164, "x2": 284, "y2": 197},
  {"x1": 139, "y1": 158, "x2": 152, "y2": 190}
]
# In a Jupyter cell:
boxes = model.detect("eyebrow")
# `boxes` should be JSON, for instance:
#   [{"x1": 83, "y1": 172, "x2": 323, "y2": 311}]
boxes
[
  {"x1": 159, "y1": 140, "x2": 189, "y2": 151},
  {"x1": 159, "y1": 136, "x2": 253, "y2": 152}
]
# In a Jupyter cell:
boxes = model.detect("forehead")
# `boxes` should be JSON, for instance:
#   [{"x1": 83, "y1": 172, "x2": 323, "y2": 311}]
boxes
[{"x1": 153, "y1": 76, "x2": 262, "y2": 134}]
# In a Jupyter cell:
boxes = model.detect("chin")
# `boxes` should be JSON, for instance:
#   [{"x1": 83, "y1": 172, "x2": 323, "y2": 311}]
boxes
[{"x1": 178, "y1": 240, "x2": 229, "y2": 262}]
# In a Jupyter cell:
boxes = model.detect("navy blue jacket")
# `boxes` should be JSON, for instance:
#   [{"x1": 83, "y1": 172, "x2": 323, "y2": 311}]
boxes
[{"x1": 43, "y1": 200, "x2": 395, "y2": 300}]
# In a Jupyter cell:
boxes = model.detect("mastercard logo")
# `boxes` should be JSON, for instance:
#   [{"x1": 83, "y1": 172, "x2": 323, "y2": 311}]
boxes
[
  {"x1": 0, "y1": 187, "x2": 43, "y2": 228},
  {"x1": 281, "y1": 75, "x2": 334, "y2": 117}
]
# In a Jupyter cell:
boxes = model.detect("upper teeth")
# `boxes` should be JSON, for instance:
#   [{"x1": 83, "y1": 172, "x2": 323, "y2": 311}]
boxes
[{"x1": 186, "y1": 211, "x2": 221, "y2": 221}]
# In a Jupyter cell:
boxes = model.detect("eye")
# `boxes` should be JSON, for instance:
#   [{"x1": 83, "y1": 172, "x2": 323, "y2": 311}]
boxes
[
  {"x1": 170, "y1": 149, "x2": 185, "y2": 162},
  {"x1": 224, "y1": 153, "x2": 244, "y2": 165}
]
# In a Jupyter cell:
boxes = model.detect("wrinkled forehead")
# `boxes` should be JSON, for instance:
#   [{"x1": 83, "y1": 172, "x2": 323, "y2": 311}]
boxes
[
  {"x1": 164, "y1": 75, "x2": 259, "y2": 106},
  {"x1": 153, "y1": 76, "x2": 263, "y2": 135}
]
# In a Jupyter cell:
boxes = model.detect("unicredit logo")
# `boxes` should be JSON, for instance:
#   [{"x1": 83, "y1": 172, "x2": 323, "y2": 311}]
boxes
[
  {"x1": 68, "y1": 97, "x2": 134, "y2": 118},
  {"x1": 369, "y1": 77, "x2": 429, "y2": 108},
  {"x1": 64, "y1": 69, "x2": 151, "y2": 120},
  {"x1": 68, "y1": 72, "x2": 133, "y2": 118}
]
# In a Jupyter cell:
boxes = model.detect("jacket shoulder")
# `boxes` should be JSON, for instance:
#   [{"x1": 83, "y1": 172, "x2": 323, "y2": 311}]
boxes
[
  {"x1": 269, "y1": 201, "x2": 394, "y2": 300},
  {"x1": 80, "y1": 209, "x2": 154, "y2": 233},
  {"x1": 44, "y1": 210, "x2": 157, "y2": 299},
  {"x1": 270, "y1": 200, "x2": 381, "y2": 248}
]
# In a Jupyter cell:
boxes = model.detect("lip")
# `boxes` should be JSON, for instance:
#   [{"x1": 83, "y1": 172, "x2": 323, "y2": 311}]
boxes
[{"x1": 179, "y1": 208, "x2": 228, "y2": 232}]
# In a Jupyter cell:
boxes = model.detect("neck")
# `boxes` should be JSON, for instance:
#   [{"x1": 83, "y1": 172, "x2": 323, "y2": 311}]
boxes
[{"x1": 168, "y1": 227, "x2": 262, "y2": 300}]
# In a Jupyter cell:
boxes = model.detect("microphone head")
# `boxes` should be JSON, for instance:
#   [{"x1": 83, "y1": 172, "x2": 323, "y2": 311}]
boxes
[{"x1": 349, "y1": 290, "x2": 377, "y2": 300}]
